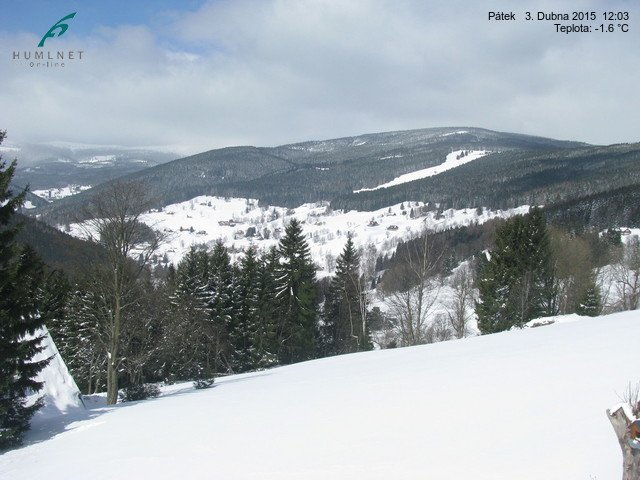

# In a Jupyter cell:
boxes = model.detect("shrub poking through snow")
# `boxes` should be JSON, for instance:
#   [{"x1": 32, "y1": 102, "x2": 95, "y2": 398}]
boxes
[
  {"x1": 120, "y1": 383, "x2": 160, "y2": 402},
  {"x1": 193, "y1": 378, "x2": 215, "y2": 389}
]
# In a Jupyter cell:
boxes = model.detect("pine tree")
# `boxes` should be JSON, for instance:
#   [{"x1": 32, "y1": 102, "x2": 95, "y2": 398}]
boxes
[
  {"x1": 476, "y1": 208, "x2": 556, "y2": 333},
  {"x1": 252, "y1": 247, "x2": 279, "y2": 369},
  {"x1": 51, "y1": 286, "x2": 105, "y2": 394},
  {"x1": 322, "y1": 235, "x2": 371, "y2": 355},
  {"x1": 275, "y1": 219, "x2": 317, "y2": 364},
  {"x1": 475, "y1": 253, "x2": 508, "y2": 333},
  {"x1": 576, "y1": 278, "x2": 602, "y2": 317},
  {"x1": 231, "y1": 248, "x2": 258, "y2": 372},
  {"x1": 207, "y1": 241, "x2": 235, "y2": 373},
  {"x1": 166, "y1": 246, "x2": 213, "y2": 381},
  {"x1": 231, "y1": 247, "x2": 274, "y2": 372},
  {"x1": 0, "y1": 138, "x2": 50, "y2": 448},
  {"x1": 39, "y1": 270, "x2": 100, "y2": 395}
]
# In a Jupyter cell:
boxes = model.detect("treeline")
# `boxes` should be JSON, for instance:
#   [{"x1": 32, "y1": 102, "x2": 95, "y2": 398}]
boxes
[
  {"x1": 371, "y1": 207, "x2": 636, "y2": 346},
  {"x1": 544, "y1": 183, "x2": 640, "y2": 231},
  {"x1": 47, "y1": 217, "x2": 373, "y2": 401},
  {"x1": 474, "y1": 207, "x2": 637, "y2": 332}
]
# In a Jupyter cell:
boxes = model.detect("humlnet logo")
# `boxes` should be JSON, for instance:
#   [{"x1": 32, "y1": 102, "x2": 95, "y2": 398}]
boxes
[
  {"x1": 38, "y1": 12, "x2": 76, "y2": 47},
  {"x1": 12, "y1": 12, "x2": 84, "y2": 68}
]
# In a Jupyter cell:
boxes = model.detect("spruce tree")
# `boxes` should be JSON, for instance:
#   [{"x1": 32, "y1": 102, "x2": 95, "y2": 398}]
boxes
[
  {"x1": 251, "y1": 247, "x2": 279, "y2": 369},
  {"x1": 275, "y1": 219, "x2": 317, "y2": 364},
  {"x1": 168, "y1": 246, "x2": 214, "y2": 382},
  {"x1": 322, "y1": 235, "x2": 371, "y2": 355},
  {"x1": 51, "y1": 286, "x2": 104, "y2": 394},
  {"x1": 576, "y1": 278, "x2": 601, "y2": 317},
  {"x1": 0, "y1": 138, "x2": 50, "y2": 448},
  {"x1": 207, "y1": 241, "x2": 235, "y2": 373},
  {"x1": 476, "y1": 208, "x2": 556, "y2": 333},
  {"x1": 231, "y1": 247, "x2": 268, "y2": 372}
]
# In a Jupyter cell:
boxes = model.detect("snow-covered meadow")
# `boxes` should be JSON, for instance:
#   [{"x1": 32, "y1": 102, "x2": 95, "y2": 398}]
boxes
[
  {"x1": 32, "y1": 185, "x2": 92, "y2": 202},
  {"x1": 3, "y1": 310, "x2": 638, "y2": 479},
  {"x1": 75, "y1": 197, "x2": 528, "y2": 276}
]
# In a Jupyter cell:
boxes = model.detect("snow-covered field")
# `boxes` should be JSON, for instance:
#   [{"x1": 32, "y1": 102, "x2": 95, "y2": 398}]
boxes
[
  {"x1": 32, "y1": 185, "x2": 92, "y2": 202},
  {"x1": 80, "y1": 197, "x2": 527, "y2": 274},
  {"x1": 2, "y1": 311, "x2": 638, "y2": 479},
  {"x1": 64, "y1": 197, "x2": 529, "y2": 275},
  {"x1": 354, "y1": 149, "x2": 490, "y2": 193}
]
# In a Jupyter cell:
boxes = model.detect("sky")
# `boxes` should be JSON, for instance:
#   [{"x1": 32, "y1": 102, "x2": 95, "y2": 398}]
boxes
[{"x1": 0, "y1": 0, "x2": 639, "y2": 154}]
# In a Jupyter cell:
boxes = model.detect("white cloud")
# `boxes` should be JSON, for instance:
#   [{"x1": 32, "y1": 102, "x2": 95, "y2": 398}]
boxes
[{"x1": 1, "y1": 0, "x2": 639, "y2": 153}]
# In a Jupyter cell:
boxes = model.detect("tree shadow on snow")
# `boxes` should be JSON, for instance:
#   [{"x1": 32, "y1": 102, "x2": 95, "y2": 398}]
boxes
[
  {"x1": 21, "y1": 402, "x2": 115, "y2": 448},
  {"x1": 6, "y1": 371, "x2": 276, "y2": 453}
]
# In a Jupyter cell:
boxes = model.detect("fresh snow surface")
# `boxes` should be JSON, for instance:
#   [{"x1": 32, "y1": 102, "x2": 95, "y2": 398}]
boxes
[
  {"x1": 525, "y1": 313, "x2": 584, "y2": 328},
  {"x1": 2, "y1": 311, "x2": 639, "y2": 479},
  {"x1": 63, "y1": 198, "x2": 529, "y2": 275},
  {"x1": 354, "y1": 149, "x2": 490, "y2": 193},
  {"x1": 32, "y1": 185, "x2": 92, "y2": 202}
]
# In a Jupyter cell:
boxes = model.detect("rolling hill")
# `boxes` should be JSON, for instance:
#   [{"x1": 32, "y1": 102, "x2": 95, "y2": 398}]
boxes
[{"x1": 32, "y1": 127, "x2": 590, "y2": 224}]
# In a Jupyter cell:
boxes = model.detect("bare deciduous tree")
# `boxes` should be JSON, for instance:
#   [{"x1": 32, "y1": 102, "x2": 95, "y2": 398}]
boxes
[
  {"x1": 445, "y1": 262, "x2": 475, "y2": 339},
  {"x1": 611, "y1": 236, "x2": 640, "y2": 312},
  {"x1": 80, "y1": 181, "x2": 162, "y2": 404},
  {"x1": 426, "y1": 313, "x2": 452, "y2": 344},
  {"x1": 380, "y1": 229, "x2": 443, "y2": 346},
  {"x1": 549, "y1": 228, "x2": 594, "y2": 314}
]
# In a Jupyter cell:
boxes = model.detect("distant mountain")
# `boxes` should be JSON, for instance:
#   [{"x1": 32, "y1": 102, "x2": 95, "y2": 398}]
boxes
[
  {"x1": 34, "y1": 127, "x2": 591, "y2": 224},
  {"x1": 7, "y1": 142, "x2": 181, "y2": 191},
  {"x1": 333, "y1": 142, "x2": 640, "y2": 212}
]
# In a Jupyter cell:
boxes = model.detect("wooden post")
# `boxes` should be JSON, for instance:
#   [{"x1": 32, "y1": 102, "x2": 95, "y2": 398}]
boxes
[{"x1": 607, "y1": 405, "x2": 640, "y2": 480}]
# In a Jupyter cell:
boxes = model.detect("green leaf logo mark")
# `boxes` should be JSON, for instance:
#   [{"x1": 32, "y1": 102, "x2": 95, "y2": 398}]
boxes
[{"x1": 38, "y1": 12, "x2": 77, "y2": 47}]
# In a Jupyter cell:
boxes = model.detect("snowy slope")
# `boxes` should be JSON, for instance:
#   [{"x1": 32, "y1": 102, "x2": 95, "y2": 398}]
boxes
[
  {"x1": 32, "y1": 185, "x2": 92, "y2": 202},
  {"x1": 354, "y1": 149, "x2": 490, "y2": 193},
  {"x1": 26, "y1": 328, "x2": 83, "y2": 423},
  {"x1": 65, "y1": 198, "x2": 529, "y2": 276},
  {"x1": 2, "y1": 311, "x2": 639, "y2": 479}
]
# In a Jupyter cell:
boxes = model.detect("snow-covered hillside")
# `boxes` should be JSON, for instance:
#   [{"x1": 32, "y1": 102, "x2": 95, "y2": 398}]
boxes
[
  {"x1": 354, "y1": 149, "x2": 490, "y2": 193},
  {"x1": 26, "y1": 328, "x2": 84, "y2": 424},
  {"x1": 32, "y1": 185, "x2": 91, "y2": 202},
  {"x1": 67, "y1": 197, "x2": 527, "y2": 275},
  {"x1": 2, "y1": 311, "x2": 638, "y2": 479}
]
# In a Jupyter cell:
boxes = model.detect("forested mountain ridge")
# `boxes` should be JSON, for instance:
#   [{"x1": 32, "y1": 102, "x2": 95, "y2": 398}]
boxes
[
  {"x1": 333, "y1": 142, "x2": 640, "y2": 212},
  {"x1": 544, "y1": 181, "x2": 640, "y2": 231},
  {"x1": 32, "y1": 127, "x2": 589, "y2": 224}
]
